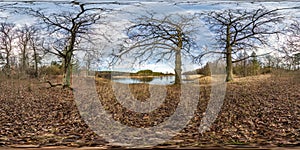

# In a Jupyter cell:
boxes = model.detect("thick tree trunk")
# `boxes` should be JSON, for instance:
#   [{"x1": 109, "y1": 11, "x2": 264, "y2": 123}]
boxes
[
  {"x1": 174, "y1": 29, "x2": 183, "y2": 85},
  {"x1": 226, "y1": 25, "x2": 233, "y2": 82},
  {"x1": 64, "y1": 64, "x2": 72, "y2": 88},
  {"x1": 63, "y1": 52, "x2": 72, "y2": 88},
  {"x1": 226, "y1": 51, "x2": 234, "y2": 82},
  {"x1": 62, "y1": 34, "x2": 76, "y2": 88},
  {"x1": 174, "y1": 50, "x2": 182, "y2": 84}
]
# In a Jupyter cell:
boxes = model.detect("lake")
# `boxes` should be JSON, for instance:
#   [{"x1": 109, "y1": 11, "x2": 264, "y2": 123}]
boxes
[{"x1": 111, "y1": 75, "x2": 199, "y2": 85}]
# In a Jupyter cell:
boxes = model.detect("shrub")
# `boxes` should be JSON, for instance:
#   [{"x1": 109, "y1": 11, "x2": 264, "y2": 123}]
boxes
[{"x1": 40, "y1": 64, "x2": 63, "y2": 76}]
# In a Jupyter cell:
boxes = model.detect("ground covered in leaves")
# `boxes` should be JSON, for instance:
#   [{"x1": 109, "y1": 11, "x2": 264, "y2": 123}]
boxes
[{"x1": 0, "y1": 73, "x2": 299, "y2": 149}]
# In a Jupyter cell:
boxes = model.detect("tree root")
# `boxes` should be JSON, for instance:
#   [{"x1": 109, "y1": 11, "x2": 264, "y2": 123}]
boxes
[
  {"x1": 46, "y1": 81, "x2": 63, "y2": 88},
  {"x1": 46, "y1": 81, "x2": 73, "y2": 90}
]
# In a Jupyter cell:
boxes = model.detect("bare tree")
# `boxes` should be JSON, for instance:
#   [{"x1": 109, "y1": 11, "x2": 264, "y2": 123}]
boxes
[
  {"x1": 274, "y1": 20, "x2": 300, "y2": 71},
  {"x1": 29, "y1": 29, "x2": 43, "y2": 78},
  {"x1": 83, "y1": 52, "x2": 93, "y2": 76},
  {"x1": 16, "y1": 24, "x2": 38, "y2": 75},
  {"x1": 20, "y1": 25, "x2": 44, "y2": 78},
  {"x1": 0, "y1": 22, "x2": 16, "y2": 78},
  {"x1": 113, "y1": 13, "x2": 199, "y2": 84},
  {"x1": 199, "y1": 7, "x2": 283, "y2": 81},
  {"x1": 287, "y1": 21, "x2": 300, "y2": 52},
  {"x1": 286, "y1": 21, "x2": 300, "y2": 70},
  {"x1": 22, "y1": 3, "x2": 106, "y2": 88}
]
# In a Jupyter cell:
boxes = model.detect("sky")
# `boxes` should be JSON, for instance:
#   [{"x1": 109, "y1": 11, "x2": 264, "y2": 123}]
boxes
[
  {"x1": 90, "y1": 0, "x2": 300, "y2": 73},
  {"x1": 0, "y1": 0, "x2": 299, "y2": 73}
]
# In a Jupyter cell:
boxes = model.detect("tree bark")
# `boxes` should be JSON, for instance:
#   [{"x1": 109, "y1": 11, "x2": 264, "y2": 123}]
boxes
[
  {"x1": 174, "y1": 29, "x2": 183, "y2": 84},
  {"x1": 226, "y1": 51, "x2": 234, "y2": 82},
  {"x1": 5, "y1": 55, "x2": 10, "y2": 78},
  {"x1": 63, "y1": 51, "x2": 72, "y2": 88},
  {"x1": 21, "y1": 47, "x2": 27, "y2": 74},
  {"x1": 174, "y1": 50, "x2": 182, "y2": 84},
  {"x1": 226, "y1": 25, "x2": 233, "y2": 82},
  {"x1": 62, "y1": 34, "x2": 75, "y2": 88}
]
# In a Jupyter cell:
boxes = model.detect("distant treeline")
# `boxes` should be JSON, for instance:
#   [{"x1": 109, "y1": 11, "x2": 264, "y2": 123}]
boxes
[{"x1": 183, "y1": 63, "x2": 211, "y2": 76}]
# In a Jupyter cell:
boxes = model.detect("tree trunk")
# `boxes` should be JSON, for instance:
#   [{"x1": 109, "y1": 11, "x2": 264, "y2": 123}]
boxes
[
  {"x1": 5, "y1": 55, "x2": 10, "y2": 78},
  {"x1": 174, "y1": 50, "x2": 182, "y2": 84},
  {"x1": 62, "y1": 33, "x2": 76, "y2": 88},
  {"x1": 226, "y1": 25, "x2": 233, "y2": 82},
  {"x1": 33, "y1": 46, "x2": 39, "y2": 78},
  {"x1": 63, "y1": 52, "x2": 72, "y2": 88},
  {"x1": 226, "y1": 51, "x2": 234, "y2": 82},
  {"x1": 174, "y1": 28, "x2": 183, "y2": 84},
  {"x1": 21, "y1": 49, "x2": 27, "y2": 75},
  {"x1": 243, "y1": 50, "x2": 247, "y2": 77}
]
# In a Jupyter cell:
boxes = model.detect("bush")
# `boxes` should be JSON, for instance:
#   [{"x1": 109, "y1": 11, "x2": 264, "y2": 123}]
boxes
[
  {"x1": 260, "y1": 67, "x2": 272, "y2": 74},
  {"x1": 40, "y1": 64, "x2": 63, "y2": 76},
  {"x1": 26, "y1": 67, "x2": 38, "y2": 78}
]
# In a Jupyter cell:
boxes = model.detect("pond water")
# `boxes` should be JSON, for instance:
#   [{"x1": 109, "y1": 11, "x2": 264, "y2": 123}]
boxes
[
  {"x1": 112, "y1": 76, "x2": 197, "y2": 85},
  {"x1": 112, "y1": 76, "x2": 175, "y2": 85}
]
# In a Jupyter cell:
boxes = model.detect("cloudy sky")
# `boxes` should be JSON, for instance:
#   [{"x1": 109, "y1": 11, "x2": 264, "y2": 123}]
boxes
[
  {"x1": 92, "y1": 0, "x2": 300, "y2": 73},
  {"x1": 1, "y1": 0, "x2": 299, "y2": 73}
]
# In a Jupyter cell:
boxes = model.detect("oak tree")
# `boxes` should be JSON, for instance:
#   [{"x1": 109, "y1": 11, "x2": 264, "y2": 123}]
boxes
[
  {"x1": 23, "y1": 3, "x2": 105, "y2": 87},
  {"x1": 0, "y1": 22, "x2": 16, "y2": 78},
  {"x1": 199, "y1": 7, "x2": 283, "y2": 81},
  {"x1": 114, "y1": 13, "x2": 199, "y2": 84}
]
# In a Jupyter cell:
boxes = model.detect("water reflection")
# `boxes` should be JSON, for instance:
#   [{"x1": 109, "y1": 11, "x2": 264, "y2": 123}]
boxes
[{"x1": 136, "y1": 77, "x2": 154, "y2": 83}]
